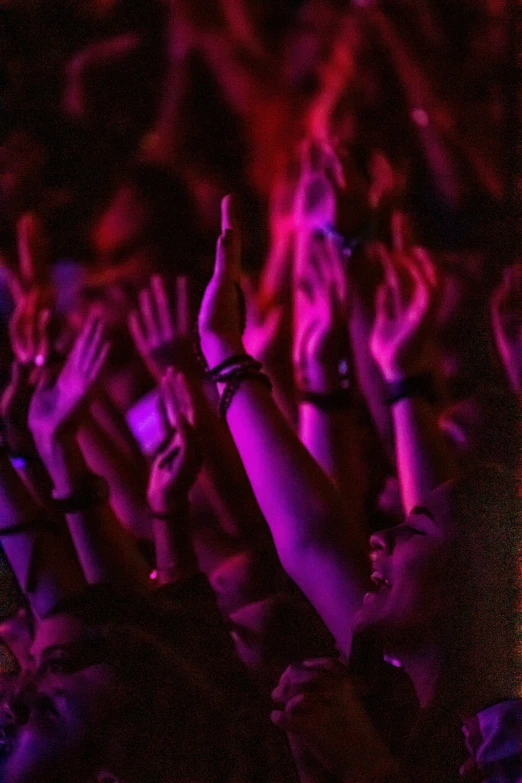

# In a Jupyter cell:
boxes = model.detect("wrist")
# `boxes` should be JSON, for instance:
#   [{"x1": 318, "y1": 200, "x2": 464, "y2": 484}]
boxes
[
  {"x1": 36, "y1": 436, "x2": 86, "y2": 495},
  {"x1": 380, "y1": 362, "x2": 431, "y2": 384},
  {"x1": 199, "y1": 336, "x2": 245, "y2": 370},
  {"x1": 148, "y1": 496, "x2": 190, "y2": 518},
  {"x1": 384, "y1": 373, "x2": 438, "y2": 406},
  {"x1": 297, "y1": 353, "x2": 351, "y2": 394}
]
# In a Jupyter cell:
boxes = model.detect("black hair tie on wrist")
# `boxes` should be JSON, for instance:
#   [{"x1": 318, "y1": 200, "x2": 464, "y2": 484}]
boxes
[
  {"x1": 0, "y1": 517, "x2": 60, "y2": 536},
  {"x1": 385, "y1": 373, "x2": 438, "y2": 406}
]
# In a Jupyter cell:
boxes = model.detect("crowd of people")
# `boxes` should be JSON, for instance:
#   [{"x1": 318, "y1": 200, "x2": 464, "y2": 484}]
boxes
[{"x1": 0, "y1": 1, "x2": 520, "y2": 781}]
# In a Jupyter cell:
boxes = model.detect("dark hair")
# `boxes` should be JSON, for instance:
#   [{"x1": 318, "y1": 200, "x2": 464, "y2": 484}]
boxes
[
  {"x1": 47, "y1": 587, "x2": 234, "y2": 782},
  {"x1": 404, "y1": 466, "x2": 520, "y2": 781}
]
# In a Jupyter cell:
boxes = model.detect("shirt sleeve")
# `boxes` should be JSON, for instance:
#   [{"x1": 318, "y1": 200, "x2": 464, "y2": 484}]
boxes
[{"x1": 461, "y1": 699, "x2": 522, "y2": 783}]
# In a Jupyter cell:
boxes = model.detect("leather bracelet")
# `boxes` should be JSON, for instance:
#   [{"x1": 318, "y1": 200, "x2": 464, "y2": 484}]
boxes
[
  {"x1": 207, "y1": 353, "x2": 260, "y2": 381},
  {"x1": 220, "y1": 370, "x2": 272, "y2": 418},
  {"x1": 52, "y1": 473, "x2": 110, "y2": 514},
  {"x1": 385, "y1": 373, "x2": 438, "y2": 406},
  {"x1": 299, "y1": 389, "x2": 353, "y2": 411}
]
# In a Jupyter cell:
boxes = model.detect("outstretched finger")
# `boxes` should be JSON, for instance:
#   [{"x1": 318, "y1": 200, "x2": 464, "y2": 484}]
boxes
[
  {"x1": 23, "y1": 289, "x2": 40, "y2": 363},
  {"x1": 151, "y1": 275, "x2": 174, "y2": 339},
  {"x1": 324, "y1": 233, "x2": 349, "y2": 309},
  {"x1": 88, "y1": 341, "x2": 111, "y2": 383},
  {"x1": 80, "y1": 317, "x2": 106, "y2": 373},
  {"x1": 139, "y1": 287, "x2": 161, "y2": 343},
  {"x1": 375, "y1": 281, "x2": 395, "y2": 321},
  {"x1": 72, "y1": 310, "x2": 103, "y2": 368},
  {"x1": 34, "y1": 308, "x2": 52, "y2": 367},
  {"x1": 17, "y1": 213, "x2": 49, "y2": 287},
  {"x1": 216, "y1": 195, "x2": 241, "y2": 281},
  {"x1": 374, "y1": 243, "x2": 400, "y2": 304},
  {"x1": 128, "y1": 309, "x2": 148, "y2": 357},
  {"x1": 221, "y1": 194, "x2": 238, "y2": 233},
  {"x1": 412, "y1": 247, "x2": 437, "y2": 289},
  {"x1": 162, "y1": 367, "x2": 183, "y2": 432}
]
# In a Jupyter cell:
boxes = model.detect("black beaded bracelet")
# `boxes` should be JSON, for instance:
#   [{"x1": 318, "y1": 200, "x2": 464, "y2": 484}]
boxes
[
  {"x1": 385, "y1": 373, "x2": 438, "y2": 406},
  {"x1": 299, "y1": 389, "x2": 353, "y2": 411},
  {"x1": 219, "y1": 370, "x2": 273, "y2": 418}
]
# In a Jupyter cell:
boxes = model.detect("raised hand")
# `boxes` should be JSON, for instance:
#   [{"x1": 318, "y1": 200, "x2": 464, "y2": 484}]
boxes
[
  {"x1": 198, "y1": 195, "x2": 245, "y2": 366},
  {"x1": 293, "y1": 230, "x2": 351, "y2": 393},
  {"x1": 129, "y1": 274, "x2": 196, "y2": 381},
  {"x1": 147, "y1": 369, "x2": 202, "y2": 515},
  {"x1": 293, "y1": 139, "x2": 344, "y2": 231},
  {"x1": 271, "y1": 658, "x2": 393, "y2": 780},
  {"x1": 370, "y1": 216, "x2": 439, "y2": 382},
  {"x1": 8, "y1": 289, "x2": 52, "y2": 367},
  {"x1": 491, "y1": 264, "x2": 521, "y2": 392},
  {"x1": 28, "y1": 310, "x2": 110, "y2": 447}
]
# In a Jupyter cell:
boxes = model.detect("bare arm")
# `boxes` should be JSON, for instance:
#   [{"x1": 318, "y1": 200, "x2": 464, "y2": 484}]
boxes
[
  {"x1": 129, "y1": 274, "x2": 271, "y2": 546},
  {"x1": 293, "y1": 228, "x2": 367, "y2": 535},
  {"x1": 198, "y1": 198, "x2": 367, "y2": 657},
  {"x1": 146, "y1": 369, "x2": 201, "y2": 586},
  {"x1": 0, "y1": 450, "x2": 84, "y2": 619},
  {"x1": 28, "y1": 311, "x2": 150, "y2": 591},
  {"x1": 369, "y1": 236, "x2": 455, "y2": 511}
]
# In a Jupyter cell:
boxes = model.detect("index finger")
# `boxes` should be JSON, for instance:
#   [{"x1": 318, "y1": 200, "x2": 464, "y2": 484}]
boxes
[
  {"x1": 17, "y1": 213, "x2": 49, "y2": 286},
  {"x1": 161, "y1": 367, "x2": 183, "y2": 432}
]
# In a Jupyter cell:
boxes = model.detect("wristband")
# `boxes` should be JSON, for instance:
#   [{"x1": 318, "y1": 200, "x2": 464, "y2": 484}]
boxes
[
  {"x1": 207, "y1": 353, "x2": 261, "y2": 381},
  {"x1": 299, "y1": 388, "x2": 353, "y2": 411},
  {"x1": 385, "y1": 373, "x2": 438, "y2": 406},
  {"x1": 0, "y1": 517, "x2": 60, "y2": 536},
  {"x1": 52, "y1": 473, "x2": 110, "y2": 514}
]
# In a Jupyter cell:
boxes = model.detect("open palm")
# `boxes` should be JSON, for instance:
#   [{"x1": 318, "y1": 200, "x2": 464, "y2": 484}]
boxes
[{"x1": 29, "y1": 311, "x2": 110, "y2": 443}]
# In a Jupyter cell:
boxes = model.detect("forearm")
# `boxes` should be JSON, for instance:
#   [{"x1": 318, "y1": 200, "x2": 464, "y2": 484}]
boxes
[
  {"x1": 0, "y1": 452, "x2": 84, "y2": 617},
  {"x1": 37, "y1": 435, "x2": 150, "y2": 590},
  {"x1": 349, "y1": 297, "x2": 394, "y2": 463},
  {"x1": 224, "y1": 370, "x2": 347, "y2": 554},
  {"x1": 151, "y1": 503, "x2": 199, "y2": 586},
  {"x1": 10, "y1": 451, "x2": 55, "y2": 508},
  {"x1": 77, "y1": 414, "x2": 150, "y2": 538},
  {"x1": 204, "y1": 344, "x2": 365, "y2": 655},
  {"x1": 391, "y1": 397, "x2": 455, "y2": 511},
  {"x1": 299, "y1": 405, "x2": 367, "y2": 544},
  {"x1": 183, "y1": 371, "x2": 270, "y2": 543}
]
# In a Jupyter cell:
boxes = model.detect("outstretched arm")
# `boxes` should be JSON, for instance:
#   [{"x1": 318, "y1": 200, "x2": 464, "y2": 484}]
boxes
[
  {"x1": 0, "y1": 447, "x2": 84, "y2": 619},
  {"x1": 29, "y1": 311, "x2": 150, "y2": 591},
  {"x1": 370, "y1": 221, "x2": 455, "y2": 512},
  {"x1": 129, "y1": 274, "x2": 271, "y2": 546},
  {"x1": 198, "y1": 198, "x2": 367, "y2": 658},
  {"x1": 147, "y1": 368, "x2": 202, "y2": 586},
  {"x1": 293, "y1": 227, "x2": 367, "y2": 538}
]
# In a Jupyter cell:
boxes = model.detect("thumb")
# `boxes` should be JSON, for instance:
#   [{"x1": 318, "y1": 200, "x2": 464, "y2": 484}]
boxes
[{"x1": 215, "y1": 195, "x2": 241, "y2": 281}]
